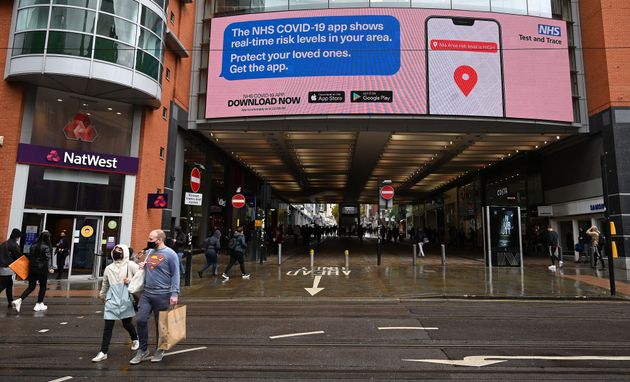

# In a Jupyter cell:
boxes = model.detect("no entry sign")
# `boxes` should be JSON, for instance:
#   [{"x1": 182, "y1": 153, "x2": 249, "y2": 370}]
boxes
[
  {"x1": 380, "y1": 185, "x2": 395, "y2": 200},
  {"x1": 232, "y1": 193, "x2": 246, "y2": 209},
  {"x1": 190, "y1": 167, "x2": 201, "y2": 192}
]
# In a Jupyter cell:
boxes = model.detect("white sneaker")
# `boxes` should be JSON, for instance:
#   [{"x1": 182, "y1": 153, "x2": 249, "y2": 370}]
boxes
[
  {"x1": 559, "y1": 261, "x2": 563, "y2": 268},
  {"x1": 221, "y1": 273, "x2": 229, "y2": 281},
  {"x1": 92, "y1": 352, "x2": 108, "y2": 362},
  {"x1": 242, "y1": 274, "x2": 251, "y2": 279},
  {"x1": 131, "y1": 340, "x2": 139, "y2": 351},
  {"x1": 11, "y1": 298, "x2": 22, "y2": 313},
  {"x1": 34, "y1": 303, "x2": 48, "y2": 311},
  {"x1": 548, "y1": 265, "x2": 556, "y2": 271}
]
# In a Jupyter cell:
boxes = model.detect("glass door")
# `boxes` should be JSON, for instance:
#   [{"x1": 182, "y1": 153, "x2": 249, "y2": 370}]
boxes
[{"x1": 69, "y1": 216, "x2": 101, "y2": 277}]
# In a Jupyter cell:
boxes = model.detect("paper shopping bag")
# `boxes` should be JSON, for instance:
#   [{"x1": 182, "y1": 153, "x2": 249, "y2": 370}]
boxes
[
  {"x1": 9, "y1": 255, "x2": 29, "y2": 281},
  {"x1": 158, "y1": 304, "x2": 186, "y2": 350}
]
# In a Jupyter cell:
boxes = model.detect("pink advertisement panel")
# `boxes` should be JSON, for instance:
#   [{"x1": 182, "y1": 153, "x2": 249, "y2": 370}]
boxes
[{"x1": 207, "y1": 9, "x2": 572, "y2": 122}]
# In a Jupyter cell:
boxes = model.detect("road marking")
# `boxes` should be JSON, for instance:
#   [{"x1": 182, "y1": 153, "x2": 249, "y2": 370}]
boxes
[
  {"x1": 76, "y1": 316, "x2": 84, "y2": 319},
  {"x1": 59, "y1": 322, "x2": 68, "y2": 325},
  {"x1": 402, "y1": 355, "x2": 630, "y2": 367},
  {"x1": 342, "y1": 270, "x2": 351, "y2": 276},
  {"x1": 164, "y1": 346, "x2": 207, "y2": 357},
  {"x1": 270, "y1": 331, "x2": 325, "y2": 340},
  {"x1": 378, "y1": 327, "x2": 439, "y2": 330},
  {"x1": 49, "y1": 377, "x2": 73, "y2": 382},
  {"x1": 38, "y1": 329, "x2": 50, "y2": 333},
  {"x1": 95, "y1": 311, "x2": 102, "y2": 314},
  {"x1": 305, "y1": 275, "x2": 324, "y2": 296}
]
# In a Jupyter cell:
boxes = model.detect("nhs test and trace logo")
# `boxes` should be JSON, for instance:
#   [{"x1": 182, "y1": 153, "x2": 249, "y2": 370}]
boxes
[{"x1": 538, "y1": 24, "x2": 561, "y2": 37}]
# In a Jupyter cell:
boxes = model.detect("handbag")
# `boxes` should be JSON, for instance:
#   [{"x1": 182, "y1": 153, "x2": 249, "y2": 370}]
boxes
[
  {"x1": 127, "y1": 268, "x2": 144, "y2": 294},
  {"x1": 9, "y1": 255, "x2": 29, "y2": 281},
  {"x1": 158, "y1": 305, "x2": 187, "y2": 350}
]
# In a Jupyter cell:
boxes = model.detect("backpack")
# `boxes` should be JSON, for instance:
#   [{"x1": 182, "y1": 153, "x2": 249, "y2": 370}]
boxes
[{"x1": 228, "y1": 237, "x2": 237, "y2": 251}]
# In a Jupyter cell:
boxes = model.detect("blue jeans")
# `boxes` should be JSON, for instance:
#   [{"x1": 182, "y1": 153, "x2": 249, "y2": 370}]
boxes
[
  {"x1": 199, "y1": 251, "x2": 218, "y2": 275},
  {"x1": 136, "y1": 293, "x2": 170, "y2": 352}
]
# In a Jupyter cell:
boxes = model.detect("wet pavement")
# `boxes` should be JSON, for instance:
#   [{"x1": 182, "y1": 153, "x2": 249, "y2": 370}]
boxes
[{"x1": 11, "y1": 236, "x2": 628, "y2": 301}]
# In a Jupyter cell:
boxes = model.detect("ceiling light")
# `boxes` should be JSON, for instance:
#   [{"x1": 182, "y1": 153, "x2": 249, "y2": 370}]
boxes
[
  {"x1": 544, "y1": 141, "x2": 547, "y2": 144},
  {"x1": 57, "y1": 98, "x2": 63, "y2": 102},
  {"x1": 107, "y1": 107, "x2": 113, "y2": 111},
  {"x1": 556, "y1": 135, "x2": 560, "y2": 140},
  {"x1": 535, "y1": 145, "x2": 539, "y2": 149},
  {"x1": 82, "y1": 103, "x2": 87, "y2": 106},
  {"x1": 86, "y1": 112, "x2": 91, "y2": 116},
  {"x1": 116, "y1": 112, "x2": 121, "y2": 115}
]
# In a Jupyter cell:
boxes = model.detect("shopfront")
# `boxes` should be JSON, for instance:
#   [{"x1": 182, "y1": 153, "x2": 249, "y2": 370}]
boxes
[{"x1": 9, "y1": 87, "x2": 140, "y2": 279}]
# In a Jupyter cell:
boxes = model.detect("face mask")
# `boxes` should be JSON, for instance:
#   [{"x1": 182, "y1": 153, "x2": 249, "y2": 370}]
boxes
[
  {"x1": 146, "y1": 241, "x2": 158, "y2": 249},
  {"x1": 112, "y1": 251, "x2": 123, "y2": 261}
]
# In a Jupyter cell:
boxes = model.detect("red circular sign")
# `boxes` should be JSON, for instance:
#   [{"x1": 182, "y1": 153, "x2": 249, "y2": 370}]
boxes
[
  {"x1": 380, "y1": 185, "x2": 395, "y2": 200},
  {"x1": 190, "y1": 167, "x2": 201, "y2": 193},
  {"x1": 232, "y1": 193, "x2": 246, "y2": 209}
]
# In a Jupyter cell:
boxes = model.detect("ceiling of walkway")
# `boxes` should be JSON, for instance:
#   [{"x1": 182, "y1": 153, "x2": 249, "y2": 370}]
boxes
[{"x1": 200, "y1": 128, "x2": 572, "y2": 204}]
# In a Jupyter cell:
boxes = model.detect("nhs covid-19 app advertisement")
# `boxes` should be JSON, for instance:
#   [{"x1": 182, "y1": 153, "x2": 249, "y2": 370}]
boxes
[{"x1": 206, "y1": 9, "x2": 571, "y2": 122}]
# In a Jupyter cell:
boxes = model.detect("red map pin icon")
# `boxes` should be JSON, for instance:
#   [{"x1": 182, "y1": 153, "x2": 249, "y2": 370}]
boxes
[{"x1": 454, "y1": 65, "x2": 478, "y2": 96}]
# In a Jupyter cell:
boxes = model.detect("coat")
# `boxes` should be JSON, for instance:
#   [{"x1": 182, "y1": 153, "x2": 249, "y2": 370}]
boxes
[{"x1": 100, "y1": 244, "x2": 139, "y2": 320}]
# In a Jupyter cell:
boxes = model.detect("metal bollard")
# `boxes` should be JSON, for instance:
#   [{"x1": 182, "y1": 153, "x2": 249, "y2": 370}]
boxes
[
  {"x1": 344, "y1": 250, "x2": 349, "y2": 270},
  {"x1": 310, "y1": 248, "x2": 315, "y2": 270},
  {"x1": 278, "y1": 243, "x2": 282, "y2": 265},
  {"x1": 441, "y1": 244, "x2": 446, "y2": 266},
  {"x1": 412, "y1": 244, "x2": 416, "y2": 266}
]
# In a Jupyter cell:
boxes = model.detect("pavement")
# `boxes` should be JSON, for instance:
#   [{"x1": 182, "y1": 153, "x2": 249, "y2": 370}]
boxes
[{"x1": 10, "y1": 235, "x2": 628, "y2": 301}]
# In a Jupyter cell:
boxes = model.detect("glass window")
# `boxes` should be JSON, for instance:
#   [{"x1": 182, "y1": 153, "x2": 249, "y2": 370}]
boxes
[
  {"x1": 12, "y1": 32, "x2": 46, "y2": 56},
  {"x1": 452, "y1": 0, "x2": 490, "y2": 11},
  {"x1": 370, "y1": 0, "x2": 410, "y2": 8},
  {"x1": 411, "y1": 0, "x2": 450, "y2": 8},
  {"x1": 47, "y1": 31, "x2": 93, "y2": 57},
  {"x1": 19, "y1": 0, "x2": 49, "y2": 6},
  {"x1": 288, "y1": 0, "x2": 328, "y2": 10},
  {"x1": 491, "y1": 0, "x2": 527, "y2": 14},
  {"x1": 528, "y1": 0, "x2": 552, "y2": 17},
  {"x1": 50, "y1": 7, "x2": 96, "y2": 33},
  {"x1": 262, "y1": 0, "x2": 288, "y2": 12},
  {"x1": 329, "y1": 0, "x2": 368, "y2": 8},
  {"x1": 94, "y1": 37, "x2": 134, "y2": 67},
  {"x1": 99, "y1": 0, "x2": 139, "y2": 22},
  {"x1": 140, "y1": 6, "x2": 164, "y2": 36},
  {"x1": 16, "y1": 7, "x2": 50, "y2": 31},
  {"x1": 138, "y1": 28, "x2": 161, "y2": 57},
  {"x1": 54, "y1": 0, "x2": 98, "y2": 8},
  {"x1": 97, "y1": 14, "x2": 137, "y2": 45},
  {"x1": 136, "y1": 50, "x2": 160, "y2": 80}
]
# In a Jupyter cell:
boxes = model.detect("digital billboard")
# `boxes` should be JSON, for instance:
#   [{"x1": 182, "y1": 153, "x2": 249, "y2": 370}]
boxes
[{"x1": 207, "y1": 9, "x2": 572, "y2": 122}]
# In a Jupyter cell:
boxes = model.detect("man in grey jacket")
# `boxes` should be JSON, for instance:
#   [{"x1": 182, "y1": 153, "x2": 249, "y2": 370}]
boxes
[{"x1": 130, "y1": 229, "x2": 180, "y2": 365}]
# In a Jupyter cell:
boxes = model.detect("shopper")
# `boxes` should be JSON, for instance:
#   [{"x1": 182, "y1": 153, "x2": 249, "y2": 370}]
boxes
[
  {"x1": 130, "y1": 229, "x2": 180, "y2": 365},
  {"x1": 92, "y1": 244, "x2": 139, "y2": 362},
  {"x1": 222, "y1": 227, "x2": 250, "y2": 281},
  {"x1": 12, "y1": 231, "x2": 54, "y2": 312},
  {"x1": 172, "y1": 226, "x2": 187, "y2": 279},
  {"x1": 546, "y1": 226, "x2": 562, "y2": 271},
  {"x1": 0, "y1": 229, "x2": 21, "y2": 308},
  {"x1": 55, "y1": 230, "x2": 69, "y2": 280},
  {"x1": 586, "y1": 225, "x2": 605, "y2": 269},
  {"x1": 199, "y1": 229, "x2": 221, "y2": 277}
]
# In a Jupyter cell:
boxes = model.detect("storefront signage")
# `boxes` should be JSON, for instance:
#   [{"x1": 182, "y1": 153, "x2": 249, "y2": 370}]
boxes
[
  {"x1": 590, "y1": 203, "x2": 605, "y2": 211},
  {"x1": 81, "y1": 225, "x2": 94, "y2": 238},
  {"x1": 147, "y1": 193, "x2": 168, "y2": 209},
  {"x1": 17, "y1": 144, "x2": 138, "y2": 175}
]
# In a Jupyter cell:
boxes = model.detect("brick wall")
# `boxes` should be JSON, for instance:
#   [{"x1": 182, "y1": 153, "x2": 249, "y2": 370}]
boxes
[{"x1": 0, "y1": 3, "x2": 25, "y2": 238}]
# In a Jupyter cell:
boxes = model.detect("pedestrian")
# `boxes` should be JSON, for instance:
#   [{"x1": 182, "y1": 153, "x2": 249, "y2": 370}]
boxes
[
  {"x1": 546, "y1": 226, "x2": 562, "y2": 271},
  {"x1": 221, "y1": 227, "x2": 250, "y2": 281},
  {"x1": 55, "y1": 230, "x2": 69, "y2": 280},
  {"x1": 129, "y1": 229, "x2": 180, "y2": 365},
  {"x1": 12, "y1": 230, "x2": 54, "y2": 312},
  {"x1": 92, "y1": 244, "x2": 139, "y2": 362},
  {"x1": 0, "y1": 229, "x2": 21, "y2": 309},
  {"x1": 198, "y1": 229, "x2": 221, "y2": 277},
  {"x1": 586, "y1": 225, "x2": 605, "y2": 269},
  {"x1": 172, "y1": 226, "x2": 187, "y2": 279}
]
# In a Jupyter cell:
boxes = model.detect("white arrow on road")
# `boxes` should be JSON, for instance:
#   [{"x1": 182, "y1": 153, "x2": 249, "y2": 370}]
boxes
[
  {"x1": 305, "y1": 275, "x2": 324, "y2": 296},
  {"x1": 403, "y1": 355, "x2": 630, "y2": 367}
]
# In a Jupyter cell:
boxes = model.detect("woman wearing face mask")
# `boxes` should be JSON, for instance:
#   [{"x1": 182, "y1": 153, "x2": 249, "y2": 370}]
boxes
[
  {"x1": 12, "y1": 230, "x2": 54, "y2": 313},
  {"x1": 92, "y1": 244, "x2": 140, "y2": 362}
]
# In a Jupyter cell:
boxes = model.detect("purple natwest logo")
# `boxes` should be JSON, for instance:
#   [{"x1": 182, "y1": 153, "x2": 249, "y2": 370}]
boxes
[{"x1": 46, "y1": 150, "x2": 61, "y2": 163}]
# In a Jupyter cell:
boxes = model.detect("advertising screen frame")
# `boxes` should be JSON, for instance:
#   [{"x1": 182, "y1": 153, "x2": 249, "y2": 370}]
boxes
[{"x1": 483, "y1": 205, "x2": 523, "y2": 268}]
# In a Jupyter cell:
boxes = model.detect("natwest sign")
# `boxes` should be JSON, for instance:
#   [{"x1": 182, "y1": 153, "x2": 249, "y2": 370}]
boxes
[{"x1": 17, "y1": 143, "x2": 139, "y2": 175}]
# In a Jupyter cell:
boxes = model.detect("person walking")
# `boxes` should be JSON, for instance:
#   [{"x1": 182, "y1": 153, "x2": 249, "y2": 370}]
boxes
[
  {"x1": 55, "y1": 230, "x2": 69, "y2": 280},
  {"x1": 222, "y1": 227, "x2": 250, "y2": 281},
  {"x1": 12, "y1": 231, "x2": 54, "y2": 312},
  {"x1": 0, "y1": 229, "x2": 21, "y2": 309},
  {"x1": 198, "y1": 229, "x2": 221, "y2": 277},
  {"x1": 92, "y1": 244, "x2": 139, "y2": 362},
  {"x1": 129, "y1": 229, "x2": 180, "y2": 365},
  {"x1": 586, "y1": 225, "x2": 605, "y2": 269},
  {"x1": 546, "y1": 226, "x2": 562, "y2": 271},
  {"x1": 171, "y1": 226, "x2": 187, "y2": 279}
]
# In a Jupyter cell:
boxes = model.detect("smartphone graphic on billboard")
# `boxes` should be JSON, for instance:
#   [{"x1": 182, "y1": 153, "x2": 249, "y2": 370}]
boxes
[{"x1": 426, "y1": 17, "x2": 504, "y2": 117}]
